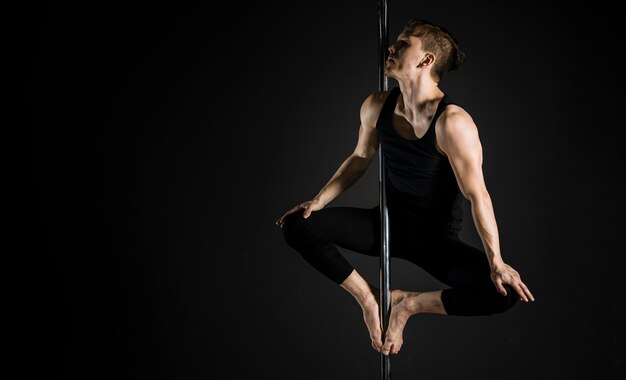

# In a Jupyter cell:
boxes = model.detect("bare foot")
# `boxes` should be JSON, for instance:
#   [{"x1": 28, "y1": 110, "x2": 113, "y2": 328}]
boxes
[
  {"x1": 381, "y1": 290, "x2": 422, "y2": 355},
  {"x1": 362, "y1": 287, "x2": 408, "y2": 353},
  {"x1": 360, "y1": 298, "x2": 383, "y2": 352}
]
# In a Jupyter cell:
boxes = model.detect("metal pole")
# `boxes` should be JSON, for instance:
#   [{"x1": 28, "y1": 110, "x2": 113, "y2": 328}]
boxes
[{"x1": 377, "y1": 1, "x2": 391, "y2": 379}]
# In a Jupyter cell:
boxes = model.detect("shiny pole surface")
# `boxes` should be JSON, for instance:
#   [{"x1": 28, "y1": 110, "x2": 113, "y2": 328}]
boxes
[{"x1": 377, "y1": 0, "x2": 391, "y2": 379}]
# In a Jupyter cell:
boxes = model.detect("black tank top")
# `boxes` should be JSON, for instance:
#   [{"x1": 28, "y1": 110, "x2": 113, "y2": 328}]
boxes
[{"x1": 376, "y1": 86, "x2": 464, "y2": 231}]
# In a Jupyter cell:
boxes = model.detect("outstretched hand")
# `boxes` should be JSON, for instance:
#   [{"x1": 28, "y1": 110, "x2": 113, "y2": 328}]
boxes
[
  {"x1": 490, "y1": 262, "x2": 535, "y2": 303},
  {"x1": 275, "y1": 199, "x2": 325, "y2": 228}
]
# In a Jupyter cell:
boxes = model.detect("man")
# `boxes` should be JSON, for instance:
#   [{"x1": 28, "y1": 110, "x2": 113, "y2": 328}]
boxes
[{"x1": 275, "y1": 18, "x2": 535, "y2": 356}]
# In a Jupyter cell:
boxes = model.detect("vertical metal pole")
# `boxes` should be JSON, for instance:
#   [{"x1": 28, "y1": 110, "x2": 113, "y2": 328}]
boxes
[{"x1": 377, "y1": 1, "x2": 391, "y2": 379}]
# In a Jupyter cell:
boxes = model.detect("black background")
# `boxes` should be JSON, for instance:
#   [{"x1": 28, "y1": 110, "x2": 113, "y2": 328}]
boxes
[{"x1": 32, "y1": 1, "x2": 625, "y2": 379}]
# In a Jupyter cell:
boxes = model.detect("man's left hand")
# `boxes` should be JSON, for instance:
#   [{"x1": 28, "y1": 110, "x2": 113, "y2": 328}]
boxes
[{"x1": 490, "y1": 263, "x2": 535, "y2": 302}]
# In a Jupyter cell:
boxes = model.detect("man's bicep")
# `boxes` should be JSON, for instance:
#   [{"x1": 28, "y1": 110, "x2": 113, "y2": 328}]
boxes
[
  {"x1": 353, "y1": 93, "x2": 384, "y2": 160},
  {"x1": 353, "y1": 122, "x2": 379, "y2": 160},
  {"x1": 440, "y1": 116, "x2": 487, "y2": 200}
]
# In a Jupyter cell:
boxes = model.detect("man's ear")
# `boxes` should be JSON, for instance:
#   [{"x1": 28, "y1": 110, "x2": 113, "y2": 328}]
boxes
[{"x1": 418, "y1": 53, "x2": 435, "y2": 68}]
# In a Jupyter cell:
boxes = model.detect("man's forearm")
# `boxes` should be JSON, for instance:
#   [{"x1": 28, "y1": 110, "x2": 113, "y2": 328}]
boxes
[
  {"x1": 314, "y1": 154, "x2": 371, "y2": 207},
  {"x1": 469, "y1": 192, "x2": 505, "y2": 269}
]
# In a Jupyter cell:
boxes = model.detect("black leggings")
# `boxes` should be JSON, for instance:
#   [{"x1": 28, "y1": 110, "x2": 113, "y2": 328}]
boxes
[{"x1": 281, "y1": 204, "x2": 518, "y2": 316}]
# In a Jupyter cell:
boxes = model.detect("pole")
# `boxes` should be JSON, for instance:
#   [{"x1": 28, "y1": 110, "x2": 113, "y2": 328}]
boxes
[{"x1": 377, "y1": 1, "x2": 391, "y2": 379}]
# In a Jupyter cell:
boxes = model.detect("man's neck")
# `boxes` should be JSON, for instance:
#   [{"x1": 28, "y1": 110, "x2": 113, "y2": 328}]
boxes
[{"x1": 396, "y1": 77, "x2": 444, "y2": 120}]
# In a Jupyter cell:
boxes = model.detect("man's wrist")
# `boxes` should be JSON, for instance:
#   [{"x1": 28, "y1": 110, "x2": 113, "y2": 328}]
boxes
[
  {"x1": 489, "y1": 257, "x2": 505, "y2": 270},
  {"x1": 314, "y1": 195, "x2": 328, "y2": 208}
]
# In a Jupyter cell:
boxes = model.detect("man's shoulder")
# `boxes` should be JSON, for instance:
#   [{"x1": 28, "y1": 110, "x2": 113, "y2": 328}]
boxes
[
  {"x1": 360, "y1": 90, "x2": 394, "y2": 125},
  {"x1": 361, "y1": 90, "x2": 391, "y2": 114},
  {"x1": 364, "y1": 89, "x2": 393, "y2": 106},
  {"x1": 440, "y1": 103, "x2": 474, "y2": 127},
  {"x1": 435, "y1": 104, "x2": 481, "y2": 154}
]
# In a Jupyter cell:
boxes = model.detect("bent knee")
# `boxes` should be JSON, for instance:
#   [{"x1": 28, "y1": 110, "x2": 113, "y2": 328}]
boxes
[{"x1": 281, "y1": 211, "x2": 308, "y2": 247}]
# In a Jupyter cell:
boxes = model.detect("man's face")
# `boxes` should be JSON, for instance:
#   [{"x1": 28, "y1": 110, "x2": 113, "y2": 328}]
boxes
[{"x1": 385, "y1": 32, "x2": 426, "y2": 79}]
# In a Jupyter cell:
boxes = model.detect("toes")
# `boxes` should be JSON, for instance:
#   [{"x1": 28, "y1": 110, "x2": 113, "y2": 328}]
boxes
[
  {"x1": 391, "y1": 344, "x2": 401, "y2": 354},
  {"x1": 372, "y1": 340, "x2": 381, "y2": 352},
  {"x1": 382, "y1": 335, "x2": 403, "y2": 355},
  {"x1": 370, "y1": 328, "x2": 383, "y2": 348},
  {"x1": 369, "y1": 329, "x2": 383, "y2": 352},
  {"x1": 382, "y1": 341, "x2": 392, "y2": 355},
  {"x1": 382, "y1": 343, "x2": 401, "y2": 355}
]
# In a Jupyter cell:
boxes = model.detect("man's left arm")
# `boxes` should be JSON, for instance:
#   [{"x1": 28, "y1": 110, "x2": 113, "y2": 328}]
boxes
[{"x1": 437, "y1": 108, "x2": 535, "y2": 302}]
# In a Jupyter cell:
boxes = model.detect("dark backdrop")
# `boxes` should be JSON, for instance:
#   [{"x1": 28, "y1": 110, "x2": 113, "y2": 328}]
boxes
[{"x1": 32, "y1": 1, "x2": 625, "y2": 379}]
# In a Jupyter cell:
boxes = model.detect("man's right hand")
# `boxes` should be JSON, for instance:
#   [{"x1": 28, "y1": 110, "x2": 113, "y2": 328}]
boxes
[{"x1": 275, "y1": 199, "x2": 325, "y2": 228}]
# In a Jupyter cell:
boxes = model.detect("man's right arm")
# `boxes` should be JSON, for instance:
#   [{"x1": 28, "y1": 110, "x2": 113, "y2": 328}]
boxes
[
  {"x1": 311, "y1": 92, "x2": 386, "y2": 207},
  {"x1": 275, "y1": 92, "x2": 387, "y2": 226}
]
